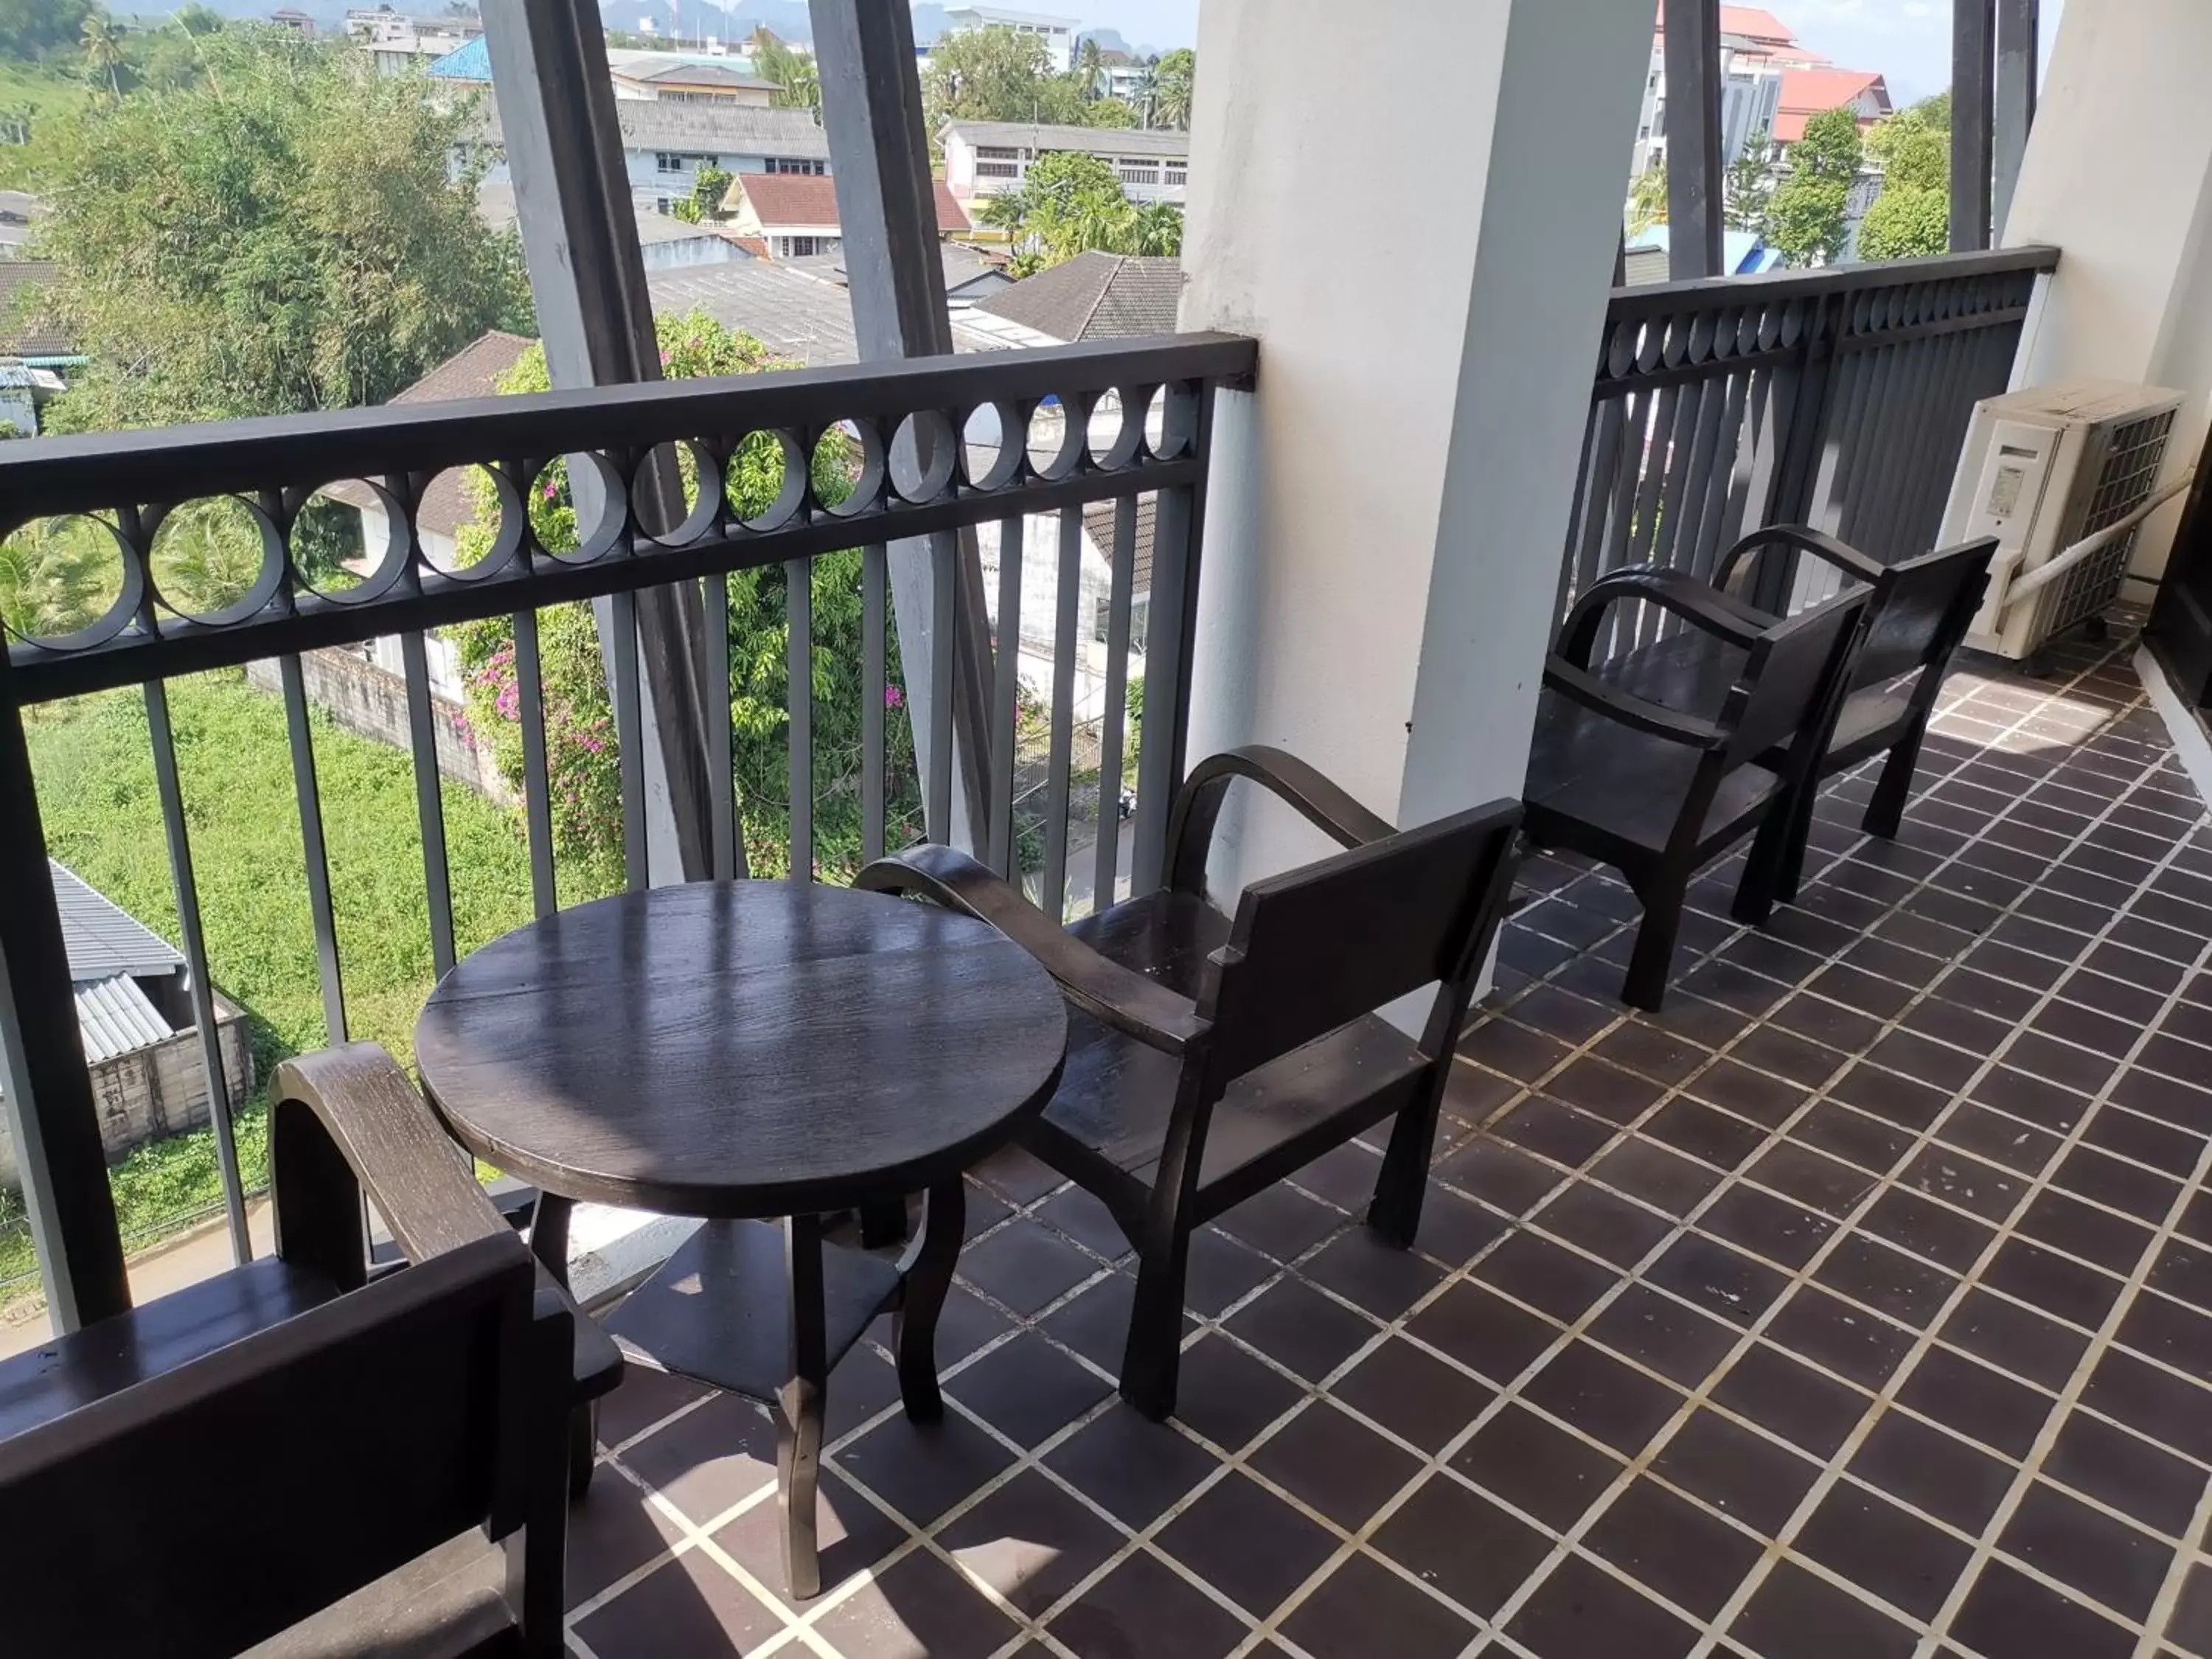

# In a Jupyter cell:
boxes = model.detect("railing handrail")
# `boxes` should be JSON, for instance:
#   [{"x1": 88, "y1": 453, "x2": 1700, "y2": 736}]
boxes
[
  {"x1": 1602, "y1": 244, "x2": 2062, "y2": 321},
  {"x1": 0, "y1": 333, "x2": 1259, "y2": 529}
]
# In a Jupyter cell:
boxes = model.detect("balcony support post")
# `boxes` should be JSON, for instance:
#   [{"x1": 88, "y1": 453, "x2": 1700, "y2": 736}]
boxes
[
  {"x1": 1663, "y1": 0, "x2": 1726, "y2": 280},
  {"x1": 1952, "y1": 0, "x2": 1997, "y2": 251},
  {"x1": 479, "y1": 0, "x2": 725, "y2": 883},
  {"x1": 810, "y1": 0, "x2": 994, "y2": 852},
  {"x1": 0, "y1": 675, "x2": 128, "y2": 1332},
  {"x1": 1992, "y1": 0, "x2": 2039, "y2": 240}
]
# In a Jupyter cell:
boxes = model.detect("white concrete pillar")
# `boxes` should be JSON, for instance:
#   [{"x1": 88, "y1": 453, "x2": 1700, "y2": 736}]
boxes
[
  {"x1": 2005, "y1": 0, "x2": 2212, "y2": 583},
  {"x1": 1178, "y1": 0, "x2": 1653, "y2": 881}
]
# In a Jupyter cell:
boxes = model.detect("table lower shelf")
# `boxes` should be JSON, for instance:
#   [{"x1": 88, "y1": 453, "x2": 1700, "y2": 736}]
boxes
[{"x1": 600, "y1": 1219, "x2": 904, "y2": 1403}]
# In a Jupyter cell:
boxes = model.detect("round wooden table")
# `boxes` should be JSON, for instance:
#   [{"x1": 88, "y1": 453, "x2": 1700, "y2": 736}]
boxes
[{"x1": 414, "y1": 880, "x2": 1068, "y2": 1598}]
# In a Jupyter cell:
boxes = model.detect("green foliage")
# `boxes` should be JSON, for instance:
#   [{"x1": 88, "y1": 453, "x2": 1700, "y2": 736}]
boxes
[
  {"x1": 1724, "y1": 131, "x2": 1773, "y2": 234},
  {"x1": 977, "y1": 149, "x2": 1183, "y2": 274},
  {"x1": 1150, "y1": 47, "x2": 1194, "y2": 131},
  {"x1": 692, "y1": 161, "x2": 733, "y2": 219},
  {"x1": 1767, "y1": 105, "x2": 1863, "y2": 267},
  {"x1": 1858, "y1": 93, "x2": 1951, "y2": 262},
  {"x1": 23, "y1": 29, "x2": 532, "y2": 433},
  {"x1": 0, "y1": 512, "x2": 117, "y2": 641},
  {"x1": 922, "y1": 27, "x2": 1159, "y2": 139},
  {"x1": 448, "y1": 313, "x2": 925, "y2": 887},
  {"x1": 0, "y1": 0, "x2": 94, "y2": 60},
  {"x1": 1627, "y1": 164, "x2": 1666, "y2": 237},
  {"x1": 751, "y1": 29, "x2": 819, "y2": 115}
]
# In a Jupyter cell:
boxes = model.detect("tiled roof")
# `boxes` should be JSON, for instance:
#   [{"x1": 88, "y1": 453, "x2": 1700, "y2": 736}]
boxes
[
  {"x1": 1775, "y1": 67, "x2": 1891, "y2": 142},
  {"x1": 943, "y1": 119, "x2": 1189, "y2": 160},
  {"x1": 730, "y1": 172, "x2": 969, "y2": 234},
  {"x1": 622, "y1": 62, "x2": 779, "y2": 91},
  {"x1": 0, "y1": 260, "x2": 72, "y2": 358},
  {"x1": 646, "y1": 261, "x2": 1005, "y2": 366},
  {"x1": 1656, "y1": 1, "x2": 1796, "y2": 45},
  {"x1": 74, "y1": 974, "x2": 175, "y2": 1064},
  {"x1": 972, "y1": 251, "x2": 1181, "y2": 344},
  {"x1": 1081, "y1": 492, "x2": 1155, "y2": 599},
  {"x1": 320, "y1": 331, "x2": 532, "y2": 534},
  {"x1": 48, "y1": 860, "x2": 184, "y2": 982},
  {"x1": 471, "y1": 99, "x2": 832, "y2": 161}
]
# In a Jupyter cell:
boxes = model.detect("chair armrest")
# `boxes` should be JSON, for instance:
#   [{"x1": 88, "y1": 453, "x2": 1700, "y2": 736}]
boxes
[
  {"x1": 1558, "y1": 566, "x2": 1765, "y2": 667},
  {"x1": 1713, "y1": 524, "x2": 1882, "y2": 598},
  {"x1": 1164, "y1": 745, "x2": 1393, "y2": 894},
  {"x1": 1543, "y1": 657, "x2": 1729, "y2": 750},
  {"x1": 858, "y1": 844, "x2": 1209, "y2": 1056}
]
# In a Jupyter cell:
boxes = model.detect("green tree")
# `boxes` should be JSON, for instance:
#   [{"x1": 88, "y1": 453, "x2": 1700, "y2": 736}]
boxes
[
  {"x1": 752, "y1": 29, "x2": 820, "y2": 117},
  {"x1": 1859, "y1": 92, "x2": 1951, "y2": 260},
  {"x1": 690, "y1": 162, "x2": 732, "y2": 220},
  {"x1": 24, "y1": 30, "x2": 531, "y2": 433},
  {"x1": 1151, "y1": 46, "x2": 1194, "y2": 131},
  {"x1": 1627, "y1": 164, "x2": 1667, "y2": 237},
  {"x1": 1766, "y1": 105, "x2": 1863, "y2": 267},
  {"x1": 1724, "y1": 131, "x2": 1773, "y2": 234},
  {"x1": 976, "y1": 149, "x2": 1180, "y2": 274},
  {"x1": 80, "y1": 13, "x2": 122, "y2": 97},
  {"x1": 449, "y1": 314, "x2": 925, "y2": 888},
  {"x1": 1077, "y1": 35, "x2": 1104, "y2": 100},
  {"x1": 923, "y1": 25, "x2": 1060, "y2": 128},
  {"x1": 0, "y1": 0, "x2": 95, "y2": 59}
]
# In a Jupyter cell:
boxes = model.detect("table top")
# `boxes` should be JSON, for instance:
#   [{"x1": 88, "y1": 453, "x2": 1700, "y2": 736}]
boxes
[{"x1": 414, "y1": 881, "x2": 1068, "y2": 1219}]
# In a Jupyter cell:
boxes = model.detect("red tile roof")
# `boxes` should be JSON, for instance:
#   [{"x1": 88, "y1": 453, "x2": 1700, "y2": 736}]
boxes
[
  {"x1": 1655, "y1": 3, "x2": 1797, "y2": 47},
  {"x1": 730, "y1": 171, "x2": 970, "y2": 234},
  {"x1": 1774, "y1": 66, "x2": 1891, "y2": 142}
]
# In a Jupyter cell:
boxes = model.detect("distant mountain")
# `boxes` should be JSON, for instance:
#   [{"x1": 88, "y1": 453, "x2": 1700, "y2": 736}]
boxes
[{"x1": 593, "y1": 0, "x2": 954, "y2": 47}]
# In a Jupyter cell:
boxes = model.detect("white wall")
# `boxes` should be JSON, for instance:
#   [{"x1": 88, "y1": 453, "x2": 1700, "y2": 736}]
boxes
[
  {"x1": 2006, "y1": 0, "x2": 2212, "y2": 581},
  {"x1": 1180, "y1": 0, "x2": 1652, "y2": 885}
]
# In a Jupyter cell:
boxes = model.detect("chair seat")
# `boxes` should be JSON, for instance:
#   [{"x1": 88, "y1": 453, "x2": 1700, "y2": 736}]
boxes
[
  {"x1": 1037, "y1": 890, "x2": 1430, "y2": 1217},
  {"x1": 1526, "y1": 687, "x2": 1784, "y2": 859}
]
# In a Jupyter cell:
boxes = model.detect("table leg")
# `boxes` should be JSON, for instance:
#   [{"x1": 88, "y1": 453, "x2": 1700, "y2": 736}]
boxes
[
  {"x1": 778, "y1": 1212, "x2": 828, "y2": 1600},
  {"x1": 530, "y1": 1194, "x2": 597, "y2": 1501},
  {"x1": 894, "y1": 1179, "x2": 966, "y2": 1424}
]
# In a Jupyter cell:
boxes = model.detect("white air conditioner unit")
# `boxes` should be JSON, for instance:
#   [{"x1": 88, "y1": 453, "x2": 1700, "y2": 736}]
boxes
[{"x1": 1940, "y1": 379, "x2": 2186, "y2": 661}]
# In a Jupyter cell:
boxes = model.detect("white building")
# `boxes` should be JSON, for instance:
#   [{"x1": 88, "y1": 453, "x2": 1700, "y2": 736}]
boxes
[
  {"x1": 343, "y1": 7, "x2": 480, "y2": 76},
  {"x1": 604, "y1": 49, "x2": 779, "y2": 105},
  {"x1": 939, "y1": 6, "x2": 1080, "y2": 74},
  {"x1": 1633, "y1": 4, "x2": 1833, "y2": 178},
  {"x1": 942, "y1": 120, "x2": 1189, "y2": 206},
  {"x1": 466, "y1": 100, "x2": 831, "y2": 222},
  {"x1": 721, "y1": 170, "x2": 971, "y2": 261}
]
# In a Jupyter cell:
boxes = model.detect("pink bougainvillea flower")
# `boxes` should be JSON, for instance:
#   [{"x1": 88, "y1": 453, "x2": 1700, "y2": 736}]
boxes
[{"x1": 884, "y1": 684, "x2": 905, "y2": 709}]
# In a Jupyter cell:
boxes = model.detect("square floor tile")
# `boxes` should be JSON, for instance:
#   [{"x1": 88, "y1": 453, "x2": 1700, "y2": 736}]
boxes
[
  {"x1": 836, "y1": 1411, "x2": 1016, "y2": 1528},
  {"x1": 958, "y1": 1220, "x2": 1105, "y2": 1317},
  {"x1": 1814, "y1": 1234, "x2": 1960, "y2": 1330},
  {"x1": 814, "y1": 1546, "x2": 1021, "y2": 1658},
  {"x1": 1041, "y1": 1405, "x2": 1220, "y2": 1530},
  {"x1": 1330, "y1": 1335, "x2": 1495, "y2": 1453},
  {"x1": 1860, "y1": 1189, "x2": 1996, "y2": 1273},
  {"x1": 1594, "y1": 1137, "x2": 1728, "y2": 1216},
  {"x1": 1472, "y1": 1230, "x2": 1618, "y2": 1324},
  {"x1": 1999, "y1": 1480, "x2": 2172, "y2": 1622},
  {"x1": 937, "y1": 1470, "x2": 1124, "y2": 1617},
  {"x1": 2042, "y1": 1410, "x2": 2205, "y2": 1539},
  {"x1": 571, "y1": 1544, "x2": 785, "y2": 1656},
  {"x1": 1522, "y1": 1340, "x2": 1684, "y2": 1455},
  {"x1": 1280, "y1": 1551, "x2": 1478, "y2": 1659},
  {"x1": 1452, "y1": 1402, "x2": 1621, "y2": 1530},
  {"x1": 946, "y1": 1331, "x2": 1113, "y2": 1449},
  {"x1": 1587, "y1": 1283, "x2": 1740, "y2": 1390},
  {"x1": 1949, "y1": 1558, "x2": 2137, "y2": 1659},
  {"x1": 1534, "y1": 1181, "x2": 1674, "y2": 1269},
  {"x1": 1505, "y1": 1553, "x2": 1698, "y2": 1659},
  {"x1": 1897, "y1": 1346, "x2": 2055, "y2": 1460},
  {"x1": 1727, "y1": 1559, "x2": 1919, "y2": 1659},
  {"x1": 1712, "y1": 1344, "x2": 1869, "y2": 1458},
  {"x1": 1248, "y1": 1399, "x2": 1424, "y2": 1528},
  {"x1": 1169, "y1": 1333, "x2": 1303, "y2": 1452},
  {"x1": 710, "y1": 1469, "x2": 906, "y2": 1615},
  {"x1": 1222, "y1": 1277, "x2": 1380, "y2": 1383},
  {"x1": 1848, "y1": 1409, "x2": 2015, "y2": 1534},
  {"x1": 1795, "y1": 1483, "x2": 1972, "y2": 1620},
  {"x1": 1371, "y1": 1475, "x2": 1552, "y2": 1617},
  {"x1": 1297, "y1": 1228, "x2": 1446, "y2": 1320},
  {"x1": 1214, "y1": 1182, "x2": 1349, "y2": 1262},
  {"x1": 1155, "y1": 1470, "x2": 1339, "y2": 1618},
  {"x1": 1405, "y1": 1279, "x2": 1560, "y2": 1385},
  {"x1": 1940, "y1": 1287, "x2": 2090, "y2": 1391},
  {"x1": 1585, "y1": 1476, "x2": 1761, "y2": 1618},
  {"x1": 618, "y1": 1390, "x2": 778, "y2": 1525},
  {"x1": 566, "y1": 1472, "x2": 689, "y2": 1605},
  {"x1": 1645, "y1": 1234, "x2": 1790, "y2": 1327},
  {"x1": 1767, "y1": 1285, "x2": 1916, "y2": 1390},
  {"x1": 1703, "y1": 1183, "x2": 1837, "y2": 1270},
  {"x1": 1048, "y1": 1550, "x2": 1248, "y2": 1659}
]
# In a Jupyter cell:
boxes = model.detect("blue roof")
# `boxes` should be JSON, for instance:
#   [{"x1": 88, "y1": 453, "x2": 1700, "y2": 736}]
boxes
[
  {"x1": 1624, "y1": 223, "x2": 1776, "y2": 276},
  {"x1": 429, "y1": 34, "x2": 491, "y2": 80}
]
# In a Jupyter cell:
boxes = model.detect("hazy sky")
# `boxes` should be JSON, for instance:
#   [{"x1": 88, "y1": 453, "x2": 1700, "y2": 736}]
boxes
[{"x1": 1045, "y1": 0, "x2": 2067, "y2": 108}]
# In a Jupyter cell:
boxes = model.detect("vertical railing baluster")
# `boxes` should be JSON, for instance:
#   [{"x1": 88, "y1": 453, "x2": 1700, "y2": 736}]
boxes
[
  {"x1": 1693, "y1": 371, "x2": 1753, "y2": 578},
  {"x1": 703, "y1": 575, "x2": 736, "y2": 883},
  {"x1": 925, "y1": 532, "x2": 955, "y2": 845},
  {"x1": 786, "y1": 559, "x2": 813, "y2": 881},
  {"x1": 1672, "y1": 376, "x2": 1728, "y2": 577},
  {"x1": 1555, "y1": 405, "x2": 1601, "y2": 622},
  {"x1": 143, "y1": 679, "x2": 251, "y2": 1264},
  {"x1": 861, "y1": 543, "x2": 887, "y2": 863},
  {"x1": 1042, "y1": 506, "x2": 1082, "y2": 920},
  {"x1": 1568, "y1": 399, "x2": 1627, "y2": 622},
  {"x1": 1625, "y1": 386, "x2": 1678, "y2": 572},
  {"x1": 400, "y1": 633, "x2": 457, "y2": 978},
  {"x1": 987, "y1": 515, "x2": 1023, "y2": 878},
  {"x1": 1133, "y1": 483, "x2": 1192, "y2": 894},
  {"x1": 607, "y1": 590, "x2": 648, "y2": 892},
  {"x1": 1599, "y1": 392, "x2": 1651, "y2": 661},
  {"x1": 1092, "y1": 496, "x2": 1137, "y2": 913},
  {"x1": 279, "y1": 655, "x2": 347, "y2": 1043},
  {"x1": 511, "y1": 611, "x2": 557, "y2": 919}
]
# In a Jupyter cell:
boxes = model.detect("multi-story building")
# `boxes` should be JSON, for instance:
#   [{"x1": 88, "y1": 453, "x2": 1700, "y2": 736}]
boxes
[
  {"x1": 1633, "y1": 4, "x2": 1837, "y2": 176},
  {"x1": 465, "y1": 100, "x2": 832, "y2": 220},
  {"x1": 344, "y1": 7, "x2": 481, "y2": 75},
  {"x1": 605, "y1": 49, "x2": 782, "y2": 105},
  {"x1": 936, "y1": 6, "x2": 1079, "y2": 74},
  {"x1": 942, "y1": 120, "x2": 1189, "y2": 206}
]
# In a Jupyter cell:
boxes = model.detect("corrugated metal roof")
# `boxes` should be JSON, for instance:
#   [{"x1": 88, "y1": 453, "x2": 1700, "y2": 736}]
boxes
[
  {"x1": 945, "y1": 120, "x2": 1189, "y2": 160},
  {"x1": 972, "y1": 252, "x2": 1182, "y2": 344},
  {"x1": 73, "y1": 973, "x2": 175, "y2": 1064},
  {"x1": 48, "y1": 860, "x2": 184, "y2": 982}
]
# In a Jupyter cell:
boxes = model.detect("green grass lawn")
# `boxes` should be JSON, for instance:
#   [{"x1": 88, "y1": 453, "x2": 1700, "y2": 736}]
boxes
[
  {"x1": 0, "y1": 58, "x2": 90, "y2": 134},
  {"x1": 1, "y1": 669, "x2": 545, "y2": 1304}
]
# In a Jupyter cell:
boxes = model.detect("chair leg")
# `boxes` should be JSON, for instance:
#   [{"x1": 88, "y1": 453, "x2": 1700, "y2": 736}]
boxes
[
  {"x1": 567, "y1": 1401, "x2": 597, "y2": 1500},
  {"x1": 778, "y1": 1214, "x2": 829, "y2": 1601},
  {"x1": 894, "y1": 1179, "x2": 965, "y2": 1425},
  {"x1": 1621, "y1": 877, "x2": 1686, "y2": 1012},
  {"x1": 1862, "y1": 729, "x2": 1924, "y2": 840},
  {"x1": 1119, "y1": 1226, "x2": 1192, "y2": 1422},
  {"x1": 1733, "y1": 801, "x2": 1797, "y2": 926},
  {"x1": 1367, "y1": 1082, "x2": 1446, "y2": 1250}
]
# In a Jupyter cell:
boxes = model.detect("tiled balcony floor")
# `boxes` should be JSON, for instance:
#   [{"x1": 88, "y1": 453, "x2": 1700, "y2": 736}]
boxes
[{"x1": 563, "y1": 626, "x2": 2212, "y2": 1659}]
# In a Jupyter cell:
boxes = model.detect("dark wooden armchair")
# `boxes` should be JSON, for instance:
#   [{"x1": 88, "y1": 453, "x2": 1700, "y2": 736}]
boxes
[
  {"x1": 1710, "y1": 526, "x2": 1997, "y2": 898},
  {"x1": 0, "y1": 1043, "x2": 600, "y2": 1659},
  {"x1": 860, "y1": 746, "x2": 1522, "y2": 1420},
  {"x1": 1526, "y1": 575, "x2": 1871, "y2": 1010}
]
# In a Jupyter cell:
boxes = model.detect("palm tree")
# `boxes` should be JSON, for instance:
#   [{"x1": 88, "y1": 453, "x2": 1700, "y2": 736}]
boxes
[
  {"x1": 81, "y1": 13, "x2": 123, "y2": 98},
  {"x1": 1152, "y1": 48, "x2": 1194, "y2": 132},
  {"x1": 1131, "y1": 59, "x2": 1158, "y2": 130},
  {"x1": 1077, "y1": 36, "x2": 1104, "y2": 102},
  {"x1": 1129, "y1": 200, "x2": 1183, "y2": 257}
]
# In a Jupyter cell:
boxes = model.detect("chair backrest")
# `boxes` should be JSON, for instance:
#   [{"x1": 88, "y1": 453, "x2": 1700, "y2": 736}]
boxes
[
  {"x1": 0, "y1": 1231, "x2": 539, "y2": 1659},
  {"x1": 1194, "y1": 798, "x2": 1522, "y2": 1086},
  {"x1": 1852, "y1": 537, "x2": 1999, "y2": 689},
  {"x1": 1719, "y1": 586, "x2": 1871, "y2": 768}
]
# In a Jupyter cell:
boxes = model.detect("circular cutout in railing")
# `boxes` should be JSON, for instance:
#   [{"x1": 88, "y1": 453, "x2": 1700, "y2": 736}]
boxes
[
  {"x1": 733, "y1": 430, "x2": 807, "y2": 532},
  {"x1": 529, "y1": 453, "x2": 626, "y2": 563},
  {"x1": 147, "y1": 495, "x2": 284, "y2": 625},
  {"x1": 1088, "y1": 389, "x2": 1144, "y2": 471},
  {"x1": 292, "y1": 480, "x2": 407, "y2": 605},
  {"x1": 418, "y1": 464, "x2": 518, "y2": 581},
  {"x1": 631, "y1": 441, "x2": 719, "y2": 547},
  {"x1": 0, "y1": 512, "x2": 137, "y2": 650},
  {"x1": 1027, "y1": 397, "x2": 1082, "y2": 481},
  {"x1": 811, "y1": 420, "x2": 883, "y2": 518},
  {"x1": 961, "y1": 403, "x2": 1021, "y2": 493},
  {"x1": 1146, "y1": 383, "x2": 1198, "y2": 462},
  {"x1": 887, "y1": 411, "x2": 959, "y2": 504}
]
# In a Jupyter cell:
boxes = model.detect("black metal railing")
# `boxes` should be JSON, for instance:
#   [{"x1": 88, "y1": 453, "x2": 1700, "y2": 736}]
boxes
[
  {"x1": 0, "y1": 331, "x2": 1256, "y2": 1329},
  {"x1": 1557, "y1": 246, "x2": 2061, "y2": 642}
]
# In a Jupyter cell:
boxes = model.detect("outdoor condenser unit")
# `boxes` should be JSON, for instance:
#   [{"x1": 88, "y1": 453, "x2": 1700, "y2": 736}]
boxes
[{"x1": 1939, "y1": 379, "x2": 2188, "y2": 662}]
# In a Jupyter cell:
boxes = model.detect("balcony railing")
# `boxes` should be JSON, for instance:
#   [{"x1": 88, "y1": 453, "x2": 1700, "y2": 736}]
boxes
[
  {"x1": 0, "y1": 331, "x2": 1259, "y2": 1328},
  {"x1": 1557, "y1": 246, "x2": 2061, "y2": 646}
]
